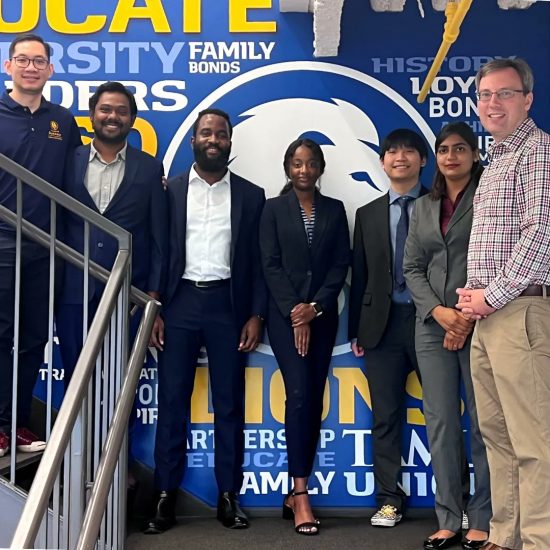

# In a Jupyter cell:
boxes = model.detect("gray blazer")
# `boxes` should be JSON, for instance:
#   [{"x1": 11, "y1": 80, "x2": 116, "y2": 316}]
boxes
[{"x1": 403, "y1": 180, "x2": 477, "y2": 323}]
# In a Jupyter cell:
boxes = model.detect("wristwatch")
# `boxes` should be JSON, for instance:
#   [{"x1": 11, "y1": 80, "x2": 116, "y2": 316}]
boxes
[{"x1": 310, "y1": 302, "x2": 323, "y2": 317}]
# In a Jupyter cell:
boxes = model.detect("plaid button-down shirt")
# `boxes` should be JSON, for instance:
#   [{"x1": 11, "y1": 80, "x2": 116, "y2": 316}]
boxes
[{"x1": 466, "y1": 118, "x2": 550, "y2": 309}]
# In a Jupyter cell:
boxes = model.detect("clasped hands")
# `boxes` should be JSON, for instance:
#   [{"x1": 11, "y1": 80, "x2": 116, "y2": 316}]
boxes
[
  {"x1": 431, "y1": 305, "x2": 474, "y2": 351},
  {"x1": 291, "y1": 302, "x2": 317, "y2": 357}
]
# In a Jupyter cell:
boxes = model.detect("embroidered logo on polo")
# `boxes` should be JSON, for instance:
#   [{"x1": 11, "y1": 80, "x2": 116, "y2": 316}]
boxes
[{"x1": 48, "y1": 120, "x2": 62, "y2": 140}]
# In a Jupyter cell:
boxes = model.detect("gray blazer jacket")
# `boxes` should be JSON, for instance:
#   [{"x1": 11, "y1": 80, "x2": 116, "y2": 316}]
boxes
[{"x1": 403, "y1": 180, "x2": 477, "y2": 323}]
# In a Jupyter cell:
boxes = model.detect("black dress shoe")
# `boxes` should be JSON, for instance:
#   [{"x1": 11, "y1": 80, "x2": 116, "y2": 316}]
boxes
[
  {"x1": 462, "y1": 537, "x2": 489, "y2": 550},
  {"x1": 142, "y1": 490, "x2": 177, "y2": 534},
  {"x1": 217, "y1": 491, "x2": 249, "y2": 529},
  {"x1": 423, "y1": 532, "x2": 461, "y2": 549}
]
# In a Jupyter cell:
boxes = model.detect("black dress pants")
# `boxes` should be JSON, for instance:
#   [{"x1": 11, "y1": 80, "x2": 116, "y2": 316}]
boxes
[
  {"x1": 267, "y1": 302, "x2": 338, "y2": 478},
  {"x1": 154, "y1": 281, "x2": 245, "y2": 492},
  {"x1": 0, "y1": 235, "x2": 50, "y2": 432},
  {"x1": 364, "y1": 303, "x2": 418, "y2": 511}
]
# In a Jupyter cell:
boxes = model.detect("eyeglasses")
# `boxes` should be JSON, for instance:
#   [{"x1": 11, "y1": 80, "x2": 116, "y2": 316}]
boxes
[
  {"x1": 476, "y1": 89, "x2": 525, "y2": 102},
  {"x1": 10, "y1": 56, "x2": 50, "y2": 70}
]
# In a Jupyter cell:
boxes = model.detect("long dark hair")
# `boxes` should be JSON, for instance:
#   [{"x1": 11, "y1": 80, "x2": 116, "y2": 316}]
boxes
[
  {"x1": 430, "y1": 122, "x2": 483, "y2": 201},
  {"x1": 280, "y1": 138, "x2": 326, "y2": 195}
]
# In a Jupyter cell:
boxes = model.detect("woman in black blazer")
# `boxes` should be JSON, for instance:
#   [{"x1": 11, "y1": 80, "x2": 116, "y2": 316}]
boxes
[
  {"x1": 259, "y1": 138, "x2": 349, "y2": 536},
  {"x1": 404, "y1": 123, "x2": 490, "y2": 550}
]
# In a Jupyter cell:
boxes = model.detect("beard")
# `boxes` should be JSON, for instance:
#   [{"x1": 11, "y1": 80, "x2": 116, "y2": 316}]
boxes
[
  {"x1": 92, "y1": 122, "x2": 130, "y2": 145},
  {"x1": 193, "y1": 143, "x2": 231, "y2": 173}
]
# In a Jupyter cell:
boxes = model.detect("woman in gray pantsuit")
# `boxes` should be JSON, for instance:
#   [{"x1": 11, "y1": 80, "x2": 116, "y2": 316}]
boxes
[{"x1": 404, "y1": 123, "x2": 491, "y2": 550}]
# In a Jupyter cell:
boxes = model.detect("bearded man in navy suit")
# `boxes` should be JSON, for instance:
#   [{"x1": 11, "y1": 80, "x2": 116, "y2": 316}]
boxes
[{"x1": 143, "y1": 108, "x2": 266, "y2": 534}]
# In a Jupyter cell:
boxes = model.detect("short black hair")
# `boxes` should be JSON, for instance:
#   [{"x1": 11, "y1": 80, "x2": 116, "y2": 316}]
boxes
[
  {"x1": 379, "y1": 128, "x2": 429, "y2": 161},
  {"x1": 89, "y1": 81, "x2": 138, "y2": 117},
  {"x1": 192, "y1": 108, "x2": 233, "y2": 138},
  {"x1": 9, "y1": 33, "x2": 51, "y2": 60}
]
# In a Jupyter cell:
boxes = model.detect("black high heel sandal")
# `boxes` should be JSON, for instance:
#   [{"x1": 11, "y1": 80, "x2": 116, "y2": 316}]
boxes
[
  {"x1": 281, "y1": 490, "x2": 319, "y2": 536},
  {"x1": 282, "y1": 491, "x2": 321, "y2": 525}
]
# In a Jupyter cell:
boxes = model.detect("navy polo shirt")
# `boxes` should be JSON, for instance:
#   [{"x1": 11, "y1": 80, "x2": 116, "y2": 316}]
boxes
[{"x1": 0, "y1": 91, "x2": 81, "y2": 232}]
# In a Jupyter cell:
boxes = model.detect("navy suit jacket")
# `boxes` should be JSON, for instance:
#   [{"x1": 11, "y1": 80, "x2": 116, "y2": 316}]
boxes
[
  {"x1": 60, "y1": 143, "x2": 168, "y2": 304},
  {"x1": 259, "y1": 189, "x2": 350, "y2": 318},
  {"x1": 163, "y1": 170, "x2": 267, "y2": 330},
  {"x1": 348, "y1": 187, "x2": 429, "y2": 349}
]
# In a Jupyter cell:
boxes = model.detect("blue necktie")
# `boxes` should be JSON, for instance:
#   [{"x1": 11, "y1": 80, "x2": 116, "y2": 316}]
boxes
[{"x1": 394, "y1": 196, "x2": 411, "y2": 292}]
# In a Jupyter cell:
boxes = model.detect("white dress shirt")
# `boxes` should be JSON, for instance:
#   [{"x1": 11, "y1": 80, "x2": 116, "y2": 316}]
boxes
[
  {"x1": 183, "y1": 166, "x2": 232, "y2": 281},
  {"x1": 85, "y1": 141, "x2": 127, "y2": 213}
]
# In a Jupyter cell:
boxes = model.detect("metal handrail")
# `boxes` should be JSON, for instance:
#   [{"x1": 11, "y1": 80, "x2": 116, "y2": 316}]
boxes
[
  {"x1": 10, "y1": 251, "x2": 131, "y2": 549},
  {"x1": 0, "y1": 150, "x2": 159, "y2": 548},
  {"x1": 76, "y1": 299, "x2": 159, "y2": 550},
  {"x1": 0, "y1": 152, "x2": 130, "y2": 248},
  {"x1": 0, "y1": 203, "x2": 150, "y2": 307}
]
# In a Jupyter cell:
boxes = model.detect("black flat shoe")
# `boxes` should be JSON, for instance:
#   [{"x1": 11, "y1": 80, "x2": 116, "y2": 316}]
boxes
[
  {"x1": 423, "y1": 532, "x2": 461, "y2": 549},
  {"x1": 462, "y1": 537, "x2": 489, "y2": 550},
  {"x1": 217, "y1": 491, "x2": 249, "y2": 529},
  {"x1": 142, "y1": 490, "x2": 177, "y2": 534}
]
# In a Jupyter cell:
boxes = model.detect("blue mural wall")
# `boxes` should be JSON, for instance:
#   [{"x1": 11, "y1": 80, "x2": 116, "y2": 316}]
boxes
[{"x1": 4, "y1": 0, "x2": 548, "y2": 508}]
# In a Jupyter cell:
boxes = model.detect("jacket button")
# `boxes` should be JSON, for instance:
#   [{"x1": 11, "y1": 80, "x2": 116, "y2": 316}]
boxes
[
  {"x1": 97, "y1": 242, "x2": 104, "y2": 248},
  {"x1": 306, "y1": 270, "x2": 312, "y2": 276}
]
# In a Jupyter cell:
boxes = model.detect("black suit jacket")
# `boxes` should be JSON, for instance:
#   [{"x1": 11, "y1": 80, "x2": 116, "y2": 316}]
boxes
[
  {"x1": 60, "y1": 143, "x2": 168, "y2": 304},
  {"x1": 259, "y1": 189, "x2": 350, "y2": 318},
  {"x1": 163, "y1": 170, "x2": 267, "y2": 329},
  {"x1": 348, "y1": 187, "x2": 428, "y2": 349}
]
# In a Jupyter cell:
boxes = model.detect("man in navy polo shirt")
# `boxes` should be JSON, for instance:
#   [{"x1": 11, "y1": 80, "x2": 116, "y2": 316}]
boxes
[{"x1": 0, "y1": 34, "x2": 81, "y2": 457}]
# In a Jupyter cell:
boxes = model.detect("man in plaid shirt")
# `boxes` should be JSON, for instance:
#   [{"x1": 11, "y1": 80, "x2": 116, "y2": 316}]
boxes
[{"x1": 456, "y1": 59, "x2": 550, "y2": 550}]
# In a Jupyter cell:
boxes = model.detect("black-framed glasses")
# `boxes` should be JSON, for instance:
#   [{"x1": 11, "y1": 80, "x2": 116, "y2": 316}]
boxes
[
  {"x1": 11, "y1": 56, "x2": 50, "y2": 70},
  {"x1": 476, "y1": 89, "x2": 525, "y2": 102}
]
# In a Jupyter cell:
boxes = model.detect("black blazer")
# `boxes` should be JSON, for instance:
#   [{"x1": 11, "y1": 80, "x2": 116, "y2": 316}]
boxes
[
  {"x1": 60, "y1": 143, "x2": 168, "y2": 304},
  {"x1": 259, "y1": 189, "x2": 350, "y2": 318},
  {"x1": 348, "y1": 187, "x2": 429, "y2": 349},
  {"x1": 163, "y1": 170, "x2": 267, "y2": 329}
]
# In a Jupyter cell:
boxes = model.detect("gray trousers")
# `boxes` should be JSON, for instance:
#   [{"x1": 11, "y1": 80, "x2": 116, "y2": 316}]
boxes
[{"x1": 415, "y1": 318, "x2": 491, "y2": 532}]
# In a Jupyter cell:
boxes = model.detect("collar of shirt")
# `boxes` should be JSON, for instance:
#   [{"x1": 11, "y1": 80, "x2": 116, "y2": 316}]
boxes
[
  {"x1": 388, "y1": 180, "x2": 422, "y2": 204},
  {"x1": 189, "y1": 164, "x2": 231, "y2": 188},
  {"x1": 487, "y1": 117, "x2": 536, "y2": 161},
  {"x1": 89, "y1": 141, "x2": 127, "y2": 165},
  {"x1": 0, "y1": 90, "x2": 51, "y2": 114}
]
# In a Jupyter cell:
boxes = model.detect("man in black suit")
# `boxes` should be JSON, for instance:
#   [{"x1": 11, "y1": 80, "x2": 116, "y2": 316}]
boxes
[
  {"x1": 349, "y1": 129, "x2": 428, "y2": 528},
  {"x1": 57, "y1": 81, "x2": 167, "y2": 384},
  {"x1": 144, "y1": 108, "x2": 266, "y2": 534}
]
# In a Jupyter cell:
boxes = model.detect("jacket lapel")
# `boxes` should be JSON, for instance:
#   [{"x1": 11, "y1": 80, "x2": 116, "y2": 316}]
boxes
[
  {"x1": 230, "y1": 172, "x2": 243, "y2": 265},
  {"x1": 427, "y1": 197, "x2": 446, "y2": 246},
  {"x1": 445, "y1": 179, "x2": 477, "y2": 236},
  {"x1": 175, "y1": 174, "x2": 189, "y2": 267},
  {"x1": 310, "y1": 190, "x2": 328, "y2": 256},
  {"x1": 103, "y1": 144, "x2": 137, "y2": 215},
  {"x1": 288, "y1": 189, "x2": 311, "y2": 254},
  {"x1": 73, "y1": 145, "x2": 98, "y2": 211}
]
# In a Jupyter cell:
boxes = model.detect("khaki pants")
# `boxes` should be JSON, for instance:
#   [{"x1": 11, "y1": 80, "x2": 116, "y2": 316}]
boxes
[{"x1": 470, "y1": 296, "x2": 550, "y2": 550}]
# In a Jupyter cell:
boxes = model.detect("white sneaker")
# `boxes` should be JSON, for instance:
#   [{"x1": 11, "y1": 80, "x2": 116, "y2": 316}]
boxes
[
  {"x1": 371, "y1": 505, "x2": 402, "y2": 527},
  {"x1": 462, "y1": 511, "x2": 469, "y2": 530}
]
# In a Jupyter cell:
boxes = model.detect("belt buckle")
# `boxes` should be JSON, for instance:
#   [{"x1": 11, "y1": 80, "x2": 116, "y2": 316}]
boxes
[{"x1": 195, "y1": 280, "x2": 209, "y2": 288}]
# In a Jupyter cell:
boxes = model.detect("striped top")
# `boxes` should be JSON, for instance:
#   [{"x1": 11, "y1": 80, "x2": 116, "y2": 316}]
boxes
[{"x1": 300, "y1": 203, "x2": 316, "y2": 245}]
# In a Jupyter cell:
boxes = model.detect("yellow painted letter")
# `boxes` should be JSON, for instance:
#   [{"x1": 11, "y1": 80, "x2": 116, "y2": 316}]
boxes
[
  {"x1": 183, "y1": 0, "x2": 201, "y2": 33},
  {"x1": 46, "y1": 0, "x2": 105, "y2": 34},
  {"x1": 110, "y1": 0, "x2": 170, "y2": 33},
  {"x1": 0, "y1": 0, "x2": 39, "y2": 33},
  {"x1": 229, "y1": 0, "x2": 276, "y2": 33}
]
